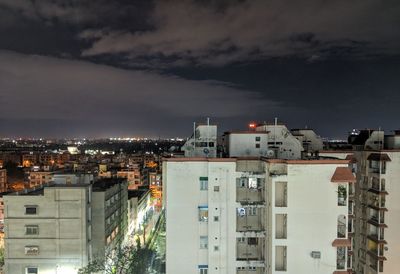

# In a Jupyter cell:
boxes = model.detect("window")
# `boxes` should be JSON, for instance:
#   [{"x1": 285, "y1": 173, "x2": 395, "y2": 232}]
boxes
[
  {"x1": 255, "y1": 136, "x2": 261, "y2": 141},
  {"x1": 25, "y1": 267, "x2": 38, "y2": 274},
  {"x1": 25, "y1": 225, "x2": 39, "y2": 235},
  {"x1": 338, "y1": 185, "x2": 347, "y2": 206},
  {"x1": 200, "y1": 177, "x2": 208, "y2": 190},
  {"x1": 214, "y1": 245, "x2": 219, "y2": 251},
  {"x1": 248, "y1": 207, "x2": 257, "y2": 216},
  {"x1": 25, "y1": 206, "x2": 37, "y2": 215},
  {"x1": 25, "y1": 246, "x2": 39, "y2": 255},
  {"x1": 199, "y1": 268, "x2": 208, "y2": 274},
  {"x1": 248, "y1": 238, "x2": 258, "y2": 245},
  {"x1": 200, "y1": 236, "x2": 208, "y2": 249},
  {"x1": 198, "y1": 207, "x2": 208, "y2": 222},
  {"x1": 255, "y1": 143, "x2": 260, "y2": 148},
  {"x1": 213, "y1": 186, "x2": 219, "y2": 192},
  {"x1": 213, "y1": 216, "x2": 219, "y2": 222}
]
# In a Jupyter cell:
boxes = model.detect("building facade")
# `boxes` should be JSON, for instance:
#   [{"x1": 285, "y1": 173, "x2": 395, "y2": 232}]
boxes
[{"x1": 163, "y1": 157, "x2": 355, "y2": 274}]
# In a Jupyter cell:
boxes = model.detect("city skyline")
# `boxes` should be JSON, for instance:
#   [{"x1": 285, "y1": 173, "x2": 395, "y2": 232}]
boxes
[{"x1": 1, "y1": 1, "x2": 400, "y2": 138}]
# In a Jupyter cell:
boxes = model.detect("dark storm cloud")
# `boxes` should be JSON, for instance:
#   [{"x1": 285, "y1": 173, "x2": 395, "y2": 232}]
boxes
[
  {"x1": 0, "y1": 51, "x2": 280, "y2": 137},
  {"x1": 0, "y1": 0, "x2": 399, "y2": 139},
  {"x1": 80, "y1": 0, "x2": 400, "y2": 66}
]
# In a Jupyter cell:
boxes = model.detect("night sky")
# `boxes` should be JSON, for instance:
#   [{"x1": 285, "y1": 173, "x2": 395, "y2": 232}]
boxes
[{"x1": 0, "y1": 0, "x2": 399, "y2": 139}]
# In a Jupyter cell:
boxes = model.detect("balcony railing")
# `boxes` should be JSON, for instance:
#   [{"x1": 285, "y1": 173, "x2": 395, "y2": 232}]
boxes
[{"x1": 236, "y1": 188, "x2": 264, "y2": 204}]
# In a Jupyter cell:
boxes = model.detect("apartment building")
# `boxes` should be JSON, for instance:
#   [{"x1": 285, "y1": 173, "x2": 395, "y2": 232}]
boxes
[
  {"x1": 349, "y1": 130, "x2": 400, "y2": 274},
  {"x1": 117, "y1": 169, "x2": 141, "y2": 190},
  {"x1": 3, "y1": 184, "x2": 92, "y2": 273},
  {"x1": 91, "y1": 178, "x2": 128, "y2": 257},
  {"x1": 3, "y1": 178, "x2": 128, "y2": 274},
  {"x1": 0, "y1": 169, "x2": 7, "y2": 192},
  {"x1": 163, "y1": 157, "x2": 355, "y2": 274},
  {"x1": 27, "y1": 171, "x2": 53, "y2": 188}
]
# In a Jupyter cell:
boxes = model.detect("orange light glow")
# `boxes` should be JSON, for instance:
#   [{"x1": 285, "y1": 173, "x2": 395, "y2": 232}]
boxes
[{"x1": 249, "y1": 122, "x2": 257, "y2": 129}]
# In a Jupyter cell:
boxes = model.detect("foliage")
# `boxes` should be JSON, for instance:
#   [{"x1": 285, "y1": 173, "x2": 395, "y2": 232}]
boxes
[
  {"x1": 0, "y1": 247, "x2": 4, "y2": 267},
  {"x1": 338, "y1": 185, "x2": 347, "y2": 199},
  {"x1": 78, "y1": 242, "x2": 156, "y2": 274}
]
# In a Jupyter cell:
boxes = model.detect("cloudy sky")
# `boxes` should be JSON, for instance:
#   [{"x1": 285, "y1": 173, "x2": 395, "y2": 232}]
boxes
[{"x1": 0, "y1": 0, "x2": 399, "y2": 138}]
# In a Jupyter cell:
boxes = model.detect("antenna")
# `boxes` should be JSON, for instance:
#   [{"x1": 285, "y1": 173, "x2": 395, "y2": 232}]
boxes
[
  {"x1": 206, "y1": 117, "x2": 210, "y2": 157},
  {"x1": 193, "y1": 122, "x2": 196, "y2": 153},
  {"x1": 274, "y1": 117, "x2": 278, "y2": 147}
]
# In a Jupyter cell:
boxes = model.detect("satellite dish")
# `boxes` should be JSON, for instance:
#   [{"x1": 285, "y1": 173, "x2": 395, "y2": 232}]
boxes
[
  {"x1": 203, "y1": 148, "x2": 210, "y2": 155},
  {"x1": 267, "y1": 150, "x2": 275, "y2": 158}
]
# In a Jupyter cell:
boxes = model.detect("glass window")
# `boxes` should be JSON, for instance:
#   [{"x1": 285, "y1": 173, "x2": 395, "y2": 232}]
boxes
[
  {"x1": 255, "y1": 143, "x2": 260, "y2": 148},
  {"x1": 255, "y1": 136, "x2": 261, "y2": 141},
  {"x1": 25, "y1": 246, "x2": 39, "y2": 255},
  {"x1": 198, "y1": 207, "x2": 208, "y2": 222},
  {"x1": 26, "y1": 268, "x2": 38, "y2": 274},
  {"x1": 200, "y1": 236, "x2": 208, "y2": 249},
  {"x1": 338, "y1": 185, "x2": 347, "y2": 206},
  {"x1": 25, "y1": 206, "x2": 37, "y2": 215},
  {"x1": 200, "y1": 177, "x2": 208, "y2": 191},
  {"x1": 25, "y1": 225, "x2": 39, "y2": 235},
  {"x1": 199, "y1": 268, "x2": 208, "y2": 274}
]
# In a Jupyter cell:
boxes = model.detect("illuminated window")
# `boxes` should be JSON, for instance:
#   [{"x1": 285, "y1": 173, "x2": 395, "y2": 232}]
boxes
[
  {"x1": 25, "y1": 206, "x2": 37, "y2": 215},
  {"x1": 199, "y1": 177, "x2": 208, "y2": 191},
  {"x1": 25, "y1": 225, "x2": 39, "y2": 235},
  {"x1": 25, "y1": 246, "x2": 39, "y2": 255},
  {"x1": 198, "y1": 207, "x2": 208, "y2": 222}
]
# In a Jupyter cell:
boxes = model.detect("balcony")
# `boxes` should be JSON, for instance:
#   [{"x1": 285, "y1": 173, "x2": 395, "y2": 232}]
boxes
[
  {"x1": 236, "y1": 238, "x2": 264, "y2": 261},
  {"x1": 237, "y1": 267, "x2": 264, "y2": 274},
  {"x1": 368, "y1": 212, "x2": 386, "y2": 228},
  {"x1": 367, "y1": 234, "x2": 387, "y2": 244},
  {"x1": 336, "y1": 246, "x2": 346, "y2": 270},
  {"x1": 237, "y1": 208, "x2": 265, "y2": 232},
  {"x1": 236, "y1": 187, "x2": 264, "y2": 204}
]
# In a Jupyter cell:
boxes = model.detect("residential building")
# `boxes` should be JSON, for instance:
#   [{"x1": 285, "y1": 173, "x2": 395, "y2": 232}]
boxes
[
  {"x1": 3, "y1": 183, "x2": 92, "y2": 273},
  {"x1": 182, "y1": 122, "x2": 218, "y2": 158},
  {"x1": 27, "y1": 171, "x2": 53, "y2": 188},
  {"x1": 0, "y1": 169, "x2": 7, "y2": 193},
  {"x1": 163, "y1": 156, "x2": 355, "y2": 274},
  {"x1": 91, "y1": 178, "x2": 128, "y2": 257},
  {"x1": 117, "y1": 169, "x2": 141, "y2": 190},
  {"x1": 349, "y1": 131, "x2": 400, "y2": 274},
  {"x1": 3, "y1": 178, "x2": 128, "y2": 274}
]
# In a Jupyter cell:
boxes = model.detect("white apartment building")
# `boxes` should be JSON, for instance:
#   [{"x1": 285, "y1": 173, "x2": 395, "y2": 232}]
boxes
[
  {"x1": 291, "y1": 128, "x2": 324, "y2": 153},
  {"x1": 222, "y1": 131, "x2": 269, "y2": 157},
  {"x1": 3, "y1": 184, "x2": 92, "y2": 274},
  {"x1": 182, "y1": 122, "x2": 218, "y2": 158},
  {"x1": 3, "y1": 178, "x2": 128, "y2": 274},
  {"x1": 163, "y1": 157, "x2": 355, "y2": 274}
]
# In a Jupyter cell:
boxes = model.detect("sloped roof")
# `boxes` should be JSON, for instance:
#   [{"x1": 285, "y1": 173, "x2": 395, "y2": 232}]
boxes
[{"x1": 331, "y1": 167, "x2": 356, "y2": 183}]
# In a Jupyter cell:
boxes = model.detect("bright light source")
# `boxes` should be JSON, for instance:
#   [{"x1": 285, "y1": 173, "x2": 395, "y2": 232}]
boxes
[{"x1": 249, "y1": 122, "x2": 257, "y2": 129}]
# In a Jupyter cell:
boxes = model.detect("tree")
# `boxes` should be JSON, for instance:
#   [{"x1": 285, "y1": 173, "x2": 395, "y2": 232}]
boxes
[{"x1": 78, "y1": 243, "x2": 156, "y2": 274}]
